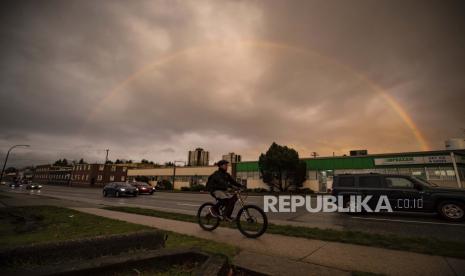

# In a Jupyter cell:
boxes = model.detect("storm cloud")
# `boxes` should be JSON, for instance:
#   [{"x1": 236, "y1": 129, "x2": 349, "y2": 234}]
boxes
[{"x1": 1, "y1": 0, "x2": 464, "y2": 167}]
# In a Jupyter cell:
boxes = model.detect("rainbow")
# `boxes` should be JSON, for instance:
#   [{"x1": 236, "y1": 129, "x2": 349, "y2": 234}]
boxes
[{"x1": 83, "y1": 40, "x2": 430, "y2": 151}]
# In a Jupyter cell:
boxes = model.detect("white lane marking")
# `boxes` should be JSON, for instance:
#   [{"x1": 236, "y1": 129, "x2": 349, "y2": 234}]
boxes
[
  {"x1": 177, "y1": 203, "x2": 200, "y2": 207},
  {"x1": 351, "y1": 216, "x2": 465, "y2": 227}
]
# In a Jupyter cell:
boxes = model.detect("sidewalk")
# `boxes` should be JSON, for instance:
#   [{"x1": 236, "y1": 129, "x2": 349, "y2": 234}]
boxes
[{"x1": 73, "y1": 207, "x2": 465, "y2": 276}]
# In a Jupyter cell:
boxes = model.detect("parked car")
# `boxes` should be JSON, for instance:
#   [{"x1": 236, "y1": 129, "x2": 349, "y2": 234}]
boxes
[
  {"x1": 26, "y1": 183, "x2": 42, "y2": 190},
  {"x1": 332, "y1": 173, "x2": 465, "y2": 222},
  {"x1": 103, "y1": 182, "x2": 138, "y2": 197},
  {"x1": 9, "y1": 182, "x2": 21, "y2": 188},
  {"x1": 131, "y1": 182, "x2": 155, "y2": 195}
]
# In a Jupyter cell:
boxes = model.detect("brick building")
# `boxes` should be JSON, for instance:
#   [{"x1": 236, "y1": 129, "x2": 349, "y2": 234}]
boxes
[
  {"x1": 33, "y1": 164, "x2": 52, "y2": 185},
  {"x1": 70, "y1": 164, "x2": 128, "y2": 187},
  {"x1": 49, "y1": 167, "x2": 72, "y2": 185},
  {"x1": 33, "y1": 164, "x2": 72, "y2": 185}
]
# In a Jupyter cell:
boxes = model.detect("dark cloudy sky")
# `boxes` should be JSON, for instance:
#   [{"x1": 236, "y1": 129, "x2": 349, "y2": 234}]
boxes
[{"x1": 1, "y1": 0, "x2": 464, "y2": 167}]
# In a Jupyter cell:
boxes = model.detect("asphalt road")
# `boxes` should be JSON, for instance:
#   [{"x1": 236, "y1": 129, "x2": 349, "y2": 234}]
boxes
[{"x1": 2, "y1": 184, "x2": 465, "y2": 242}]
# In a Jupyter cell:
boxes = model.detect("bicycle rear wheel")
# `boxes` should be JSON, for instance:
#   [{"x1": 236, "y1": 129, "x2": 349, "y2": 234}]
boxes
[
  {"x1": 197, "y1": 202, "x2": 220, "y2": 231},
  {"x1": 236, "y1": 205, "x2": 268, "y2": 238}
]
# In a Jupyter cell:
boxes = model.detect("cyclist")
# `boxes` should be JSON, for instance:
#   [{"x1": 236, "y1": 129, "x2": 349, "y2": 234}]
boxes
[{"x1": 206, "y1": 159, "x2": 244, "y2": 221}]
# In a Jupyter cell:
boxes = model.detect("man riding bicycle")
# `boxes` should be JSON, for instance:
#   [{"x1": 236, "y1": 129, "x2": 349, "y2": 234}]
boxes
[{"x1": 206, "y1": 159, "x2": 244, "y2": 222}]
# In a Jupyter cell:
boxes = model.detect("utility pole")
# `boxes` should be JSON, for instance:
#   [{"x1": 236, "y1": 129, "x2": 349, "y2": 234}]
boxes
[
  {"x1": 311, "y1": 152, "x2": 319, "y2": 158},
  {"x1": 172, "y1": 160, "x2": 186, "y2": 190},
  {"x1": 105, "y1": 149, "x2": 109, "y2": 163},
  {"x1": 0, "y1": 145, "x2": 30, "y2": 183}
]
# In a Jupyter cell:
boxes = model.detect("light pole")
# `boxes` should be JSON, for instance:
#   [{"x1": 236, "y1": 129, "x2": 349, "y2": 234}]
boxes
[
  {"x1": 0, "y1": 144, "x2": 30, "y2": 183},
  {"x1": 172, "y1": 160, "x2": 186, "y2": 190}
]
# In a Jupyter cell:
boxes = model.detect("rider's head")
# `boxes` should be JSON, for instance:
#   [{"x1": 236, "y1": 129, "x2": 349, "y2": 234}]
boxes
[{"x1": 216, "y1": 160, "x2": 229, "y2": 171}]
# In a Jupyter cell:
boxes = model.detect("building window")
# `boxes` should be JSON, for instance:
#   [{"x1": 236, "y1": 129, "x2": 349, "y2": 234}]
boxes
[
  {"x1": 99, "y1": 165, "x2": 104, "y2": 171},
  {"x1": 86, "y1": 175, "x2": 89, "y2": 181},
  {"x1": 122, "y1": 167, "x2": 127, "y2": 172},
  {"x1": 97, "y1": 175, "x2": 103, "y2": 181},
  {"x1": 111, "y1": 166, "x2": 116, "y2": 172},
  {"x1": 110, "y1": 175, "x2": 114, "y2": 181},
  {"x1": 121, "y1": 176, "x2": 125, "y2": 181}
]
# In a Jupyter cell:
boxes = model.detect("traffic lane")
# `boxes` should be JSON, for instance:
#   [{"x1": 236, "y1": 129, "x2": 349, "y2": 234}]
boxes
[
  {"x1": 1, "y1": 185, "x2": 459, "y2": 220},
  {"x1": 3, "y1": 186, "x2": 465, "y2": 242},
  {"x1": 2, "y1": 186, "x2": 202, "y2": 215},
  {"x1": 3, "y1": 185, "x2": 461, "y2": 223},
  {"x1": 20, "y1": 185, "x2": 300, "y2": 220}
]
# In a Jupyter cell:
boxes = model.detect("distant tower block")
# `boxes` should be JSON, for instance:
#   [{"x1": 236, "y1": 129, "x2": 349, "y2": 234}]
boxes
[
  {"x1": 222, "y1": 152, "x2": 242, "y2": 164},
  {"x1": 188, "y1": 148, "x2": 209, "y2": 166}
]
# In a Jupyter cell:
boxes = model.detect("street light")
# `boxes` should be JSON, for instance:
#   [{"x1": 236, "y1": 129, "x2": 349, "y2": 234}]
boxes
[
  {"x1": 0, "y1": 144, "x2": 31, "y2": 183},
  {"x1": 172, "y1": 160, "x2": 186, "y2": 190}
]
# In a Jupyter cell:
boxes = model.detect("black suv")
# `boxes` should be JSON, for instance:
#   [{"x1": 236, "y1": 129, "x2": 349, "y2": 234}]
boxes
[{"x1": 332, "y1": 173, "x2": 465, "y2": 222}]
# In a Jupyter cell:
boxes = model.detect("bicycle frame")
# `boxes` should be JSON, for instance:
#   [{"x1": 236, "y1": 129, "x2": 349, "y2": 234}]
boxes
[{"x1": 233, "y1": 189, "x2": 253, "y2": 220}]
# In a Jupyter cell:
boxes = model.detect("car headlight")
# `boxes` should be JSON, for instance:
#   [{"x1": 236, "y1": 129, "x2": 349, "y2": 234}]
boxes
[
  {"x1": 120, "y1": 188, "x2": 126, "y2": 191},
  {"x1": 38, "y1": 185, "x2": 42, "y2": 188}
]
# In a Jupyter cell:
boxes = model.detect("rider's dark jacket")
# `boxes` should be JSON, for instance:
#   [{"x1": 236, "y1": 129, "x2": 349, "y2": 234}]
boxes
[{"x1": 207, "y1": 168, "x2": 241, "y2": 192}]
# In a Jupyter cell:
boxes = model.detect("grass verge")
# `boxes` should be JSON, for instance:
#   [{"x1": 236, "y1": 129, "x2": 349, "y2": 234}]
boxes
[
  {"x1": 0, "y1": 205, "x2": 237, "y2": 260},
  {"x1": 0, "y1": 206, "x2": 149, "y2": 248},
  {"x1": 0, "y1": 191, "x2": 11, "y2": 199},
  {"x1": 104, "y1": 206, "x2": 465, "y2": 259}
]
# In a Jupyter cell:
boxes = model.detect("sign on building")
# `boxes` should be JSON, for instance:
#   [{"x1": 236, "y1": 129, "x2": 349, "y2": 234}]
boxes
[{"x1": 374, "y1": 155, "x2": 452, "y2": 166}]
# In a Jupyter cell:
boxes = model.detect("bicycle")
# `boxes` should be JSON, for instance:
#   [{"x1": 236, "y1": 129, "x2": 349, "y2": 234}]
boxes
[{"x1": 197, "y1": 188, "x2": 268, "y2": 238}]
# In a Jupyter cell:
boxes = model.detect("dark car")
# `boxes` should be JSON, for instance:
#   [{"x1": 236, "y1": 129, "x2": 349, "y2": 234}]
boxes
[
  {"x1": 332, "y1": 173, "x2": 465, "y2": 222},
  {"x1": 26, "y1": 183, "x2": 42, "y2": 190},
  {"x1": 9, "y1": 182, "x2": 21, "y2": 188},
  {"x1": 103, "y1": 182, "x2": 138, "y2": 197},
  {"x1": 131, "y1": 182, "x2": 155, "y2": 195}
]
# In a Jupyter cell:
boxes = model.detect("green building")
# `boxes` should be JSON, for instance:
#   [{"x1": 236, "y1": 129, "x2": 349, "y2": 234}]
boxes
[{"x1": 235, "y1": 150, "x2": 465, "y2": 192}]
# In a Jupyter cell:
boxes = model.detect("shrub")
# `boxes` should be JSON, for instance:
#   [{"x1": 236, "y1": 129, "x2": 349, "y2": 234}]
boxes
[
  {"x1": 190, "y1": 184, "x2": 206, "y2": 192},
  {"x1": 245, "y1": 188, "x2": 269, "y2": 193},
  {"x1": 180, "y1": 186, "x2": 190, "y2": 191},
  {"x1": 156, "y1": 180, "x2": 173, "y2": 190},
  {"x1": 297, "y1": 188, "x2": 314, "y2": 194}
]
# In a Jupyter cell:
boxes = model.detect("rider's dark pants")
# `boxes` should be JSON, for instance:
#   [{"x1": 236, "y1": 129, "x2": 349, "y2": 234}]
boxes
[{"x1": 212, "y1": 191, "x2": 237, "y2": 218}]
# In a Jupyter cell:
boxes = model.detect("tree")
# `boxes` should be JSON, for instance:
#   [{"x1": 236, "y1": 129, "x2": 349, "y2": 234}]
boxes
[
  {"x1": 78, "y1": 158, "x2": 86, "y2": 164},
  {"x1": 5, "y1": 167, "x2": 17, "y2": 174},
  {"x1": 258, "y1": 142, "x2": 307, "y2": 191},
  {"x1": 105, "y1": 160, "x2": 114, "y2": 164},
  {"x1": 164, "y1": 161, "x2": 174, "y2": 167},
  {"x1": 115, "y1": 159, "x2": 124, "y2": 164},
  {"x1": 54, "y1": 159, "x2": 69, "y2": 166}
]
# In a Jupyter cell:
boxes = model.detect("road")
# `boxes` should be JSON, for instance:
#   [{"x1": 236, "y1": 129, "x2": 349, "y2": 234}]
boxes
[{"x1": 2, "y1": 184, "x2": 465, "y2": 242}]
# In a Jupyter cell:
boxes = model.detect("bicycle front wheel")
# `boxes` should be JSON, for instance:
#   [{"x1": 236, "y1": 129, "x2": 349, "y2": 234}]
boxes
[
  {"x1": 197, "y1": 202, "x2": 220, "y2": 231},
  {"x1": 236, "y1": 205, "x2": 268, "y2": 238}
]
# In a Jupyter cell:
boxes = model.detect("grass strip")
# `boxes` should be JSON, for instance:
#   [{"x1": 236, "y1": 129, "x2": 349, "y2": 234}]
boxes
[
  {"x1": 0, "y1": 206, "x2": 238, "y2": 260},
  {"x1": 104, "y1": 206, "x2": 465, "y2": 259}
]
